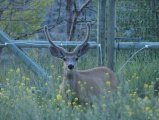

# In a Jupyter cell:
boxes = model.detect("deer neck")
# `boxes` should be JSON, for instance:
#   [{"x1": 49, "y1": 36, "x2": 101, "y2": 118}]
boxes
[
  {"x1": 64, "y1": 68, "x2": 77, "y2": 90},
  {"x1": 64, "y1": 68, "x2": 76, "y2": 80}
]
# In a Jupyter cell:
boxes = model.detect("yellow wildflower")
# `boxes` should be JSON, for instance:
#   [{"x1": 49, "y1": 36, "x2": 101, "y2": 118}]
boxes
[
  {"x1": 66, "y1": 89, "x2": 71, "y2": 93},
  {"x1": 37, "y1": 90, "x2": 41, "y2": 92},
  {"x1": 59, "y1": 84, "x2": 63, "y2": 89},
  {"x1": 145, "y1": 107, "x2": 150, "y2": 111},
  {"x1": 106, "y1": 73, "x2": 109, "y2": 76},
  {"x1": 1, "y1": 88, "x2": 4, "y2": 91},
  {"x1": 78, "y1": 105, "x2": 82, "y2": 108},
  {"x1": 92, "y1": 105, "x2": 95, "y2": 108},
  {"x1": 49, "y1": 76, "x2": 52, "y2": 79},
  {"x1": 144, "y1": 84, "x2": 148, "y2": 88},
  {"x1": 16, "y1": 68, "x2": 20, "y2": 73},
  {"x1": 102, "y1": 104, "x2": 107, "y2": 109},
  {"x1": 108, "y1": 91, "x2": 111, "y2": 93},
  {"x1": 106, "y1": 81, "x2": 111, "y2": 85},
  {"x1": 67, "y1": 84, "x2": 70, "y2": 87},
  {"x1": 26, "y1": 78, "x2": 30, "y2": 81},
  {"x1": 72, "y1": 92, "x2": 76, "y2": 95},
  {"x1": 56, "y1": 94, "x2": 62, "y2": 100},
  {"x1": 21, "y1": 83, "x2": 25, "y2": 86},
  {"x1": 51, "y1": 65, "x2": 54, "y2": 68},
  {"x1": 75, "y1": 97, "x2": 78, "y2": 101},
  {"x1": 31, "y1": 87, "x2": 36, "y2": 89},
  {"x1": 68, "y1": 102, "x2": 71, "y2": 106}
]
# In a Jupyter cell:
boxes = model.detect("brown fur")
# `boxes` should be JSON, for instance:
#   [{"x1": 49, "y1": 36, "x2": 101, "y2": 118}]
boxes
[{"x1": 60, "y1": 67, "x2": 117, "y2": 103}]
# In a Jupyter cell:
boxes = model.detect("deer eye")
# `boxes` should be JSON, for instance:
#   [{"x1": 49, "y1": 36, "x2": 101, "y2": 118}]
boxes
[
  {"x1": 63, "y1": 58, "x2": 67, "y2": 61},
  {"x1": 75, "y1": 58, "x2": 78, "y2": 61}
]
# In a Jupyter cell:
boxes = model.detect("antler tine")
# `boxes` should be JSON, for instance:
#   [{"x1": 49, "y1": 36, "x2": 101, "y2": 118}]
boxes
[
  {"x1": 44, "y1": 25, "x2": 67, "y2": 55},
  {"x1": 83, "y1": 22, "x2": 90, "y2": 45},
  {"x1": 73, "y1": 23, "x2": 90, "y2": 54},
  {"x1": 44, "y1": 25, "x2": 56, "y2": 47}
]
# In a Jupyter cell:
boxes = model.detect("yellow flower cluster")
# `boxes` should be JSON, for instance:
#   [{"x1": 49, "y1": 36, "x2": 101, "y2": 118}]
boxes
[
  {"x1": 106, "y1": 81, "x2": 111, "y2": 85},
  {"x1": 56, "y1": 94, "x2": 62, "y2": 100}
]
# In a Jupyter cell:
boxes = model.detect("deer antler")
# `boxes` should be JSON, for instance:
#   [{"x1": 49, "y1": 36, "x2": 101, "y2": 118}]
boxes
[
  {"x1": 44, "y1": 25, "x2": 67, "y2": 54},
  {"x1": 83, "y1": 22, "x2": 90, "y2": 45},
  {"x1": 44, "y1": 25, "x2": 57, "y2": 47},
  {"x1": 73, "y1": 22, "x2": 90, "y2": 54}
]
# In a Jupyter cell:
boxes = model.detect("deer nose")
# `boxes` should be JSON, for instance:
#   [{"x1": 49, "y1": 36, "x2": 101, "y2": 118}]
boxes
[{"x1": 68, "y1": 64, "x2": 74, "y2": 70}]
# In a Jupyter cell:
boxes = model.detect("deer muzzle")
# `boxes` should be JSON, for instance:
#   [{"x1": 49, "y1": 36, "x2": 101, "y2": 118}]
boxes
[{"x1": 68, "y1": 64, "x2": 74, "y2": 70}]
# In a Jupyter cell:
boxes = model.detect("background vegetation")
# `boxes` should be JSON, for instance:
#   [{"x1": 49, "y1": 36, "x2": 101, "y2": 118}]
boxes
[{"x1": 0, "y1": 0, "x2": 159, "y2": 120}]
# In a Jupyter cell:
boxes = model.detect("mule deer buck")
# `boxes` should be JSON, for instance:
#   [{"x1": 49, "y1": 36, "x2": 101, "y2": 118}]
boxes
[{"x1": 44, "y1": 23, "x2": 117, "y2": 104}]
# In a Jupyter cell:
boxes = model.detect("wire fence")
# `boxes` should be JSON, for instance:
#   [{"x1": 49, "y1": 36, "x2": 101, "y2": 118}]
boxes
[
  {"x1": 0, "y1": 0, "x2": 159, "y2": 78},
  {"x1": 116, "y1": 0, "x2": 158, "y2": 42}
]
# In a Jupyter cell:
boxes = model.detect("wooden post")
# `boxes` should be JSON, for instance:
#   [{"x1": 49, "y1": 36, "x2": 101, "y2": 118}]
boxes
[
  {"x1": 0, "y1": 29, "x2": 50, "y2": 82},
  {"x1": 97, "y1": 0, "x2": 106, "y2": 66},
  {"x1": 107, "y1": 0, "x2": 116, "y2": 71}
]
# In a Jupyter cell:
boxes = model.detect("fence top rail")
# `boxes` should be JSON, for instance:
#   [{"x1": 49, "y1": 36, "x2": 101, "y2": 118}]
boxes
[
  {"x1": 0, "y1": 40, "x2": 99, "y2": 48},
  {"x1": 116, "y1": 42, "x2": 159, "y2": 50},
  {"x1": 11, "y1": 40, "x2": 97, "y2": 44}
]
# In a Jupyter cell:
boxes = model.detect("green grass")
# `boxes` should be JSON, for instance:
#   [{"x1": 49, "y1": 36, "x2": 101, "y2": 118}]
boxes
[{"x1": 0, "y1": 48, "x2": 159, "y2": 120}]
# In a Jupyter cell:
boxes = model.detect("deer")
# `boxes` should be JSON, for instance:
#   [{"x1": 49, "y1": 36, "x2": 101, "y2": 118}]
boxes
[{"x1": 44, "y1": 23, "x2": 117, "y2": 104}]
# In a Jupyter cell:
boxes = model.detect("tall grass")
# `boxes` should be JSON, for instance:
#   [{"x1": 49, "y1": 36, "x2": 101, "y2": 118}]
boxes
[{"x1": 0, "y1": 48, "x2": 159, "y2": 120}]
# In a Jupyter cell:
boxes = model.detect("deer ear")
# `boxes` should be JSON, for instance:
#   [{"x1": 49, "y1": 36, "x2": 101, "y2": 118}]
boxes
[
  {"x1": 49, "y1": 46, "x2": 64, "y2": 59},
  {"x1": 76, "y1": 43, "x2": 90, "y2": 57}
]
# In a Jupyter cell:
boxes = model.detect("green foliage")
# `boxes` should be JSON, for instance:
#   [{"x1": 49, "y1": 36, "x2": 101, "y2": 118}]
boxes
[
  {"x1": 0, "y1": 49, "x2": 159, "y2": 120},
  {"x1": 0, "y1": 0, "x2": 159, "y2": 119},
  {"x1": 0, "y1": 0, "x2": 53, "y2": 39}
]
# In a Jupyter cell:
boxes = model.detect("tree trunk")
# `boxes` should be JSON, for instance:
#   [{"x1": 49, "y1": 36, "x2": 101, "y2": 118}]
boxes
[{"x1": 66, "y1": 0, "x2": 73, "y2": 41}]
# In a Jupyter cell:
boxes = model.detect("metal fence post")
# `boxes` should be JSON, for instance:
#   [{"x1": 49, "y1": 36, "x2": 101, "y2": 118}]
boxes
[
  {"x1": 107, "y1": 0, "x2": 116, "y2": 71},
  {"x1": 0, "y1": 28, "x2": 50, "y2": 82},
  {"x1": 97, "y1": 0, "x2": 106, "y2": 66}
]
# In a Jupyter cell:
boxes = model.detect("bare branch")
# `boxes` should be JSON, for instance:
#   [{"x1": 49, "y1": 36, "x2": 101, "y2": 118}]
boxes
[
  {"x1": 56, "y1": 0, "x2": 62, "y2": 24},
  {"x1": 68, "y1": 0, "x2": 92, "y2": 41},
  {"x1": 1, "y1": 1, "x2": 11, "y2": 12},
  {"x1": 15, "y1": 0, "x2": 62, "y2": 40},
  {"x1": 78, "y1": 0, "x2": 92, "y2": 14},
  {"x1": 13, "y1": 0, "x2": 32, "y2": 5},
  {"x1": 73, "y1": 0, "x2": 77, "y2": 12},
  {"x1": 65, "y1": 0, "x2": 73, "y2": 40},
  {"x1": 14, "y1": 20, "x2": 63, "y2": 40},
  {"x1": 68, "y1": 13, "x2": 78, "y2": 41}
]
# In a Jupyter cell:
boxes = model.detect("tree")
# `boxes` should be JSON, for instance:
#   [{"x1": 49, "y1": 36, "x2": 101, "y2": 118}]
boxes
[
  {"x1": 67, "y1": 0, "x2": 92, "y2": 41},
  {"x1": 0, "y1": 0, "x2": 94, "y2": 42},
  {"x1": 0, "y1": 0, "x2": 53, "y2": 39}
]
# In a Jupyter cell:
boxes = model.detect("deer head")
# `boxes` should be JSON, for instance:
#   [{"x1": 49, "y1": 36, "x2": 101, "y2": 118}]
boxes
[{"x1": 44, "y1": 23, "x2": 90, "y2": 71}]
